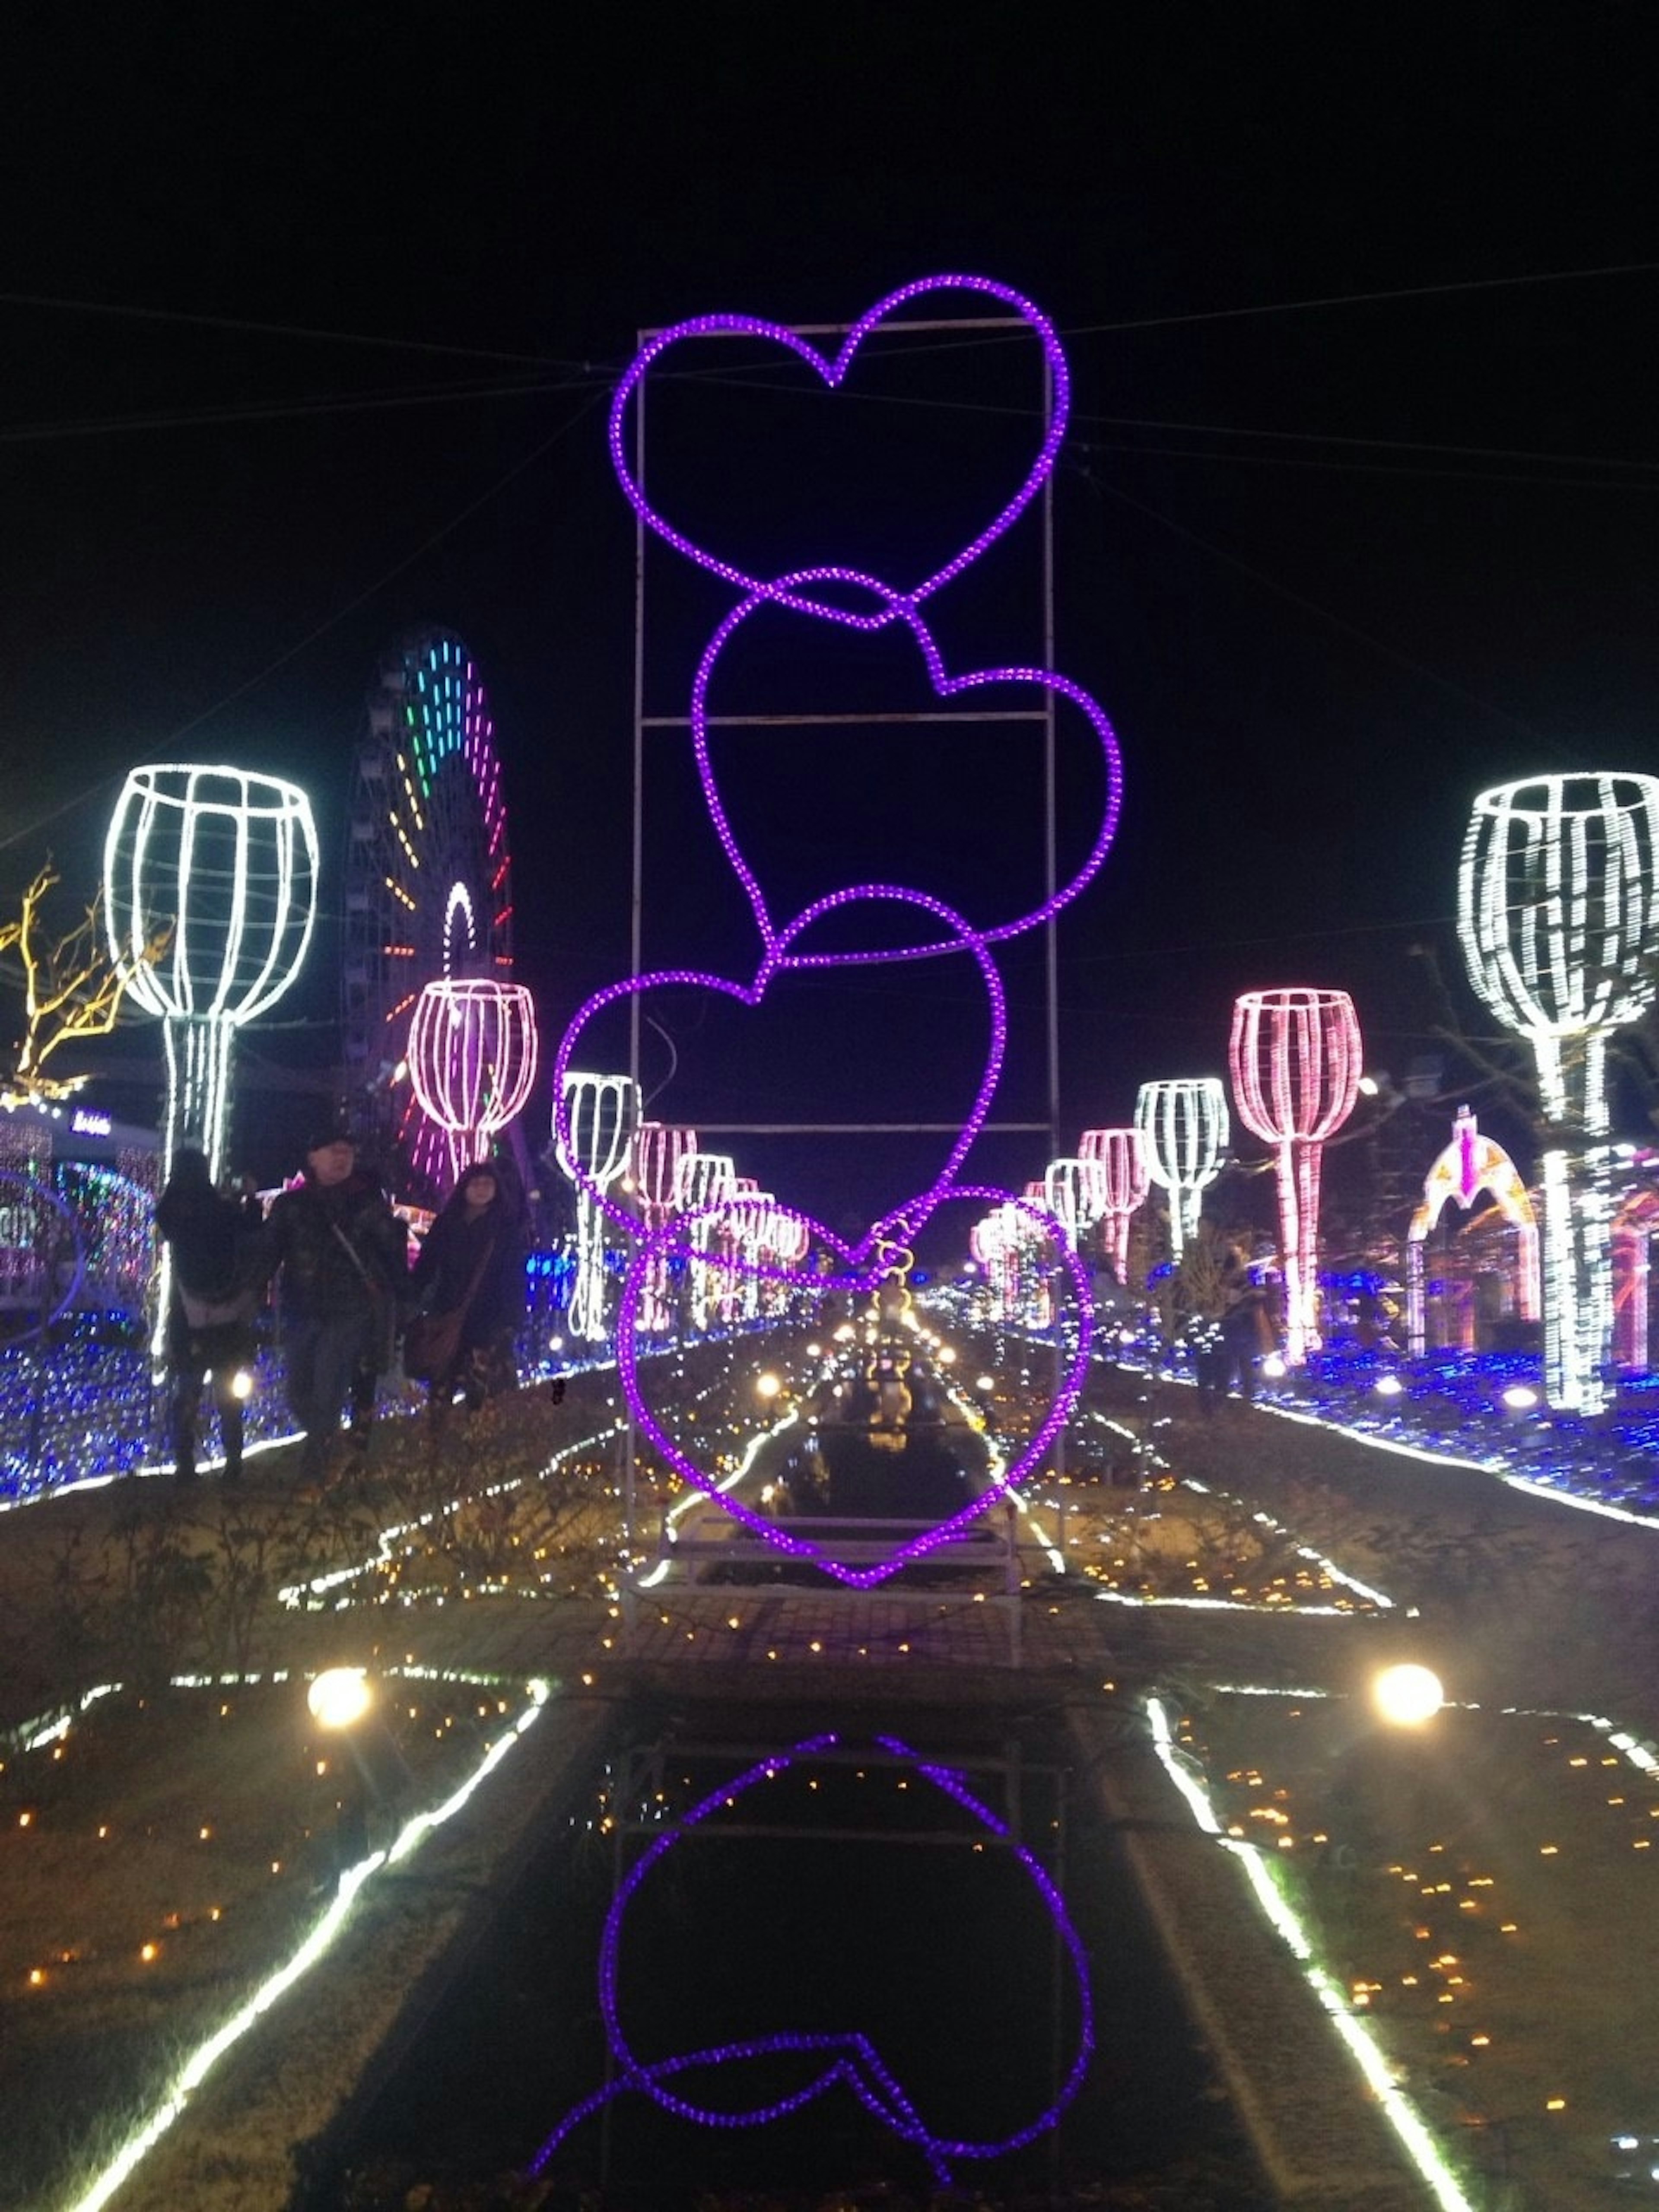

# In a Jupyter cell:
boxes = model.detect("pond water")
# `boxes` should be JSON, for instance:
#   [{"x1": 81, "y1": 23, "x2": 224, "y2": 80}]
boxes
[{"x1": 304, "y1": 1704, "x2": 1268, "y2": 2209}]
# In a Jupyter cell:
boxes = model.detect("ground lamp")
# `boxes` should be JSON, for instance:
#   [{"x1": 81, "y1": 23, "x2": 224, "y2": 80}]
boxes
[
  {"x1": 1459, "y1": 774, "x2": 1659, "y2": 1412},
  {"x1": 1229, "y1": 988, "x2": 1362, "y2": 1368},
  {"x1": 104, "y1": 765, "x2": 319, "y2": 1182},
  {"x1": 556, "y1": 1071, "x2": 638, "y2": 1341},
  {"x1": 1078, "y1": 1125, "x2": 1148, "y2": 1284},
  {"x1": 1134, "y1": 1078, "x2": 1229, "y2": 1261},
  {"x1": 406, "y1": 978, "x2": 538, "y2": 1193}
]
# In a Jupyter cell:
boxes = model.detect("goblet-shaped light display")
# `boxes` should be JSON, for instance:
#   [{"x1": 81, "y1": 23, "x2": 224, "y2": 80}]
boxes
[
  {"x1": 1043, "y1": 1157, "x2": 1107, "y2": 1252},
  {"x1": 1134, "y1": 1078, "x2": 1229, "y2": 1261},
  {"x1": 1079, "y1": 1126, "x2": 1149, "y2": 1285},
  {"x1": 1459, "y1": 773, "x2": 1659, "y2": 1411},
  {"x1": 673, "y1": 1148, "x2": 735, "y2": 1332},
  {"x1": 407, "y1": 979, "x2": 539, "y2": 1193},
  {"x1": 556, "y1": 1071, "x2": 639, "y2": 1341},
  {"x1": 627, "y1": 1121, "x2": 698, "y2": 1333},
  {"x1": 1229, "y1": 988, "x2": 1361, "y2": 1368},
  {"x1": 104, "y1": 765, "x2": 319, "y2": 1179}
]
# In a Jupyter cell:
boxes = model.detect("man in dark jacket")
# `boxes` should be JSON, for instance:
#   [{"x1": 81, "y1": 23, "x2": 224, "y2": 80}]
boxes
[{"x1": 258, "y1": 1125, "x2": 407, "y2": 1484}]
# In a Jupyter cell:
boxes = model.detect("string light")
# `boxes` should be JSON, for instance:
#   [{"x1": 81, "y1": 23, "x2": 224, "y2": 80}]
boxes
[
  {"x1": 1458, "y1": 774, "x2": 1659, "y2": 1411},
  {"x1": 1134, "y1": 1078, "x2": 1229, "y2": 1259},
  {"x1": 1406, "y1": 1106, "x2": 1540, "y2": 1355},
  {"x1": 555, "y1": 1072, "x2": 639, "y2": 1341},
  {"x1": 405, "y1": 978, "x2": 539, "y2": 1193},
  {"x1": 1229, "y1": 988, "x2": 1362, "y2": 1367},
  {"x1": 1078, "y1": 1126, "x2": 1148, "y2": 1284}
]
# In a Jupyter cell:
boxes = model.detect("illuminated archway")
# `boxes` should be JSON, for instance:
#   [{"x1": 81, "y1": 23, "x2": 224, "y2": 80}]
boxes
[{"x1": 1405, "y1": 1106, "x2": 1539, "y2": 1355}]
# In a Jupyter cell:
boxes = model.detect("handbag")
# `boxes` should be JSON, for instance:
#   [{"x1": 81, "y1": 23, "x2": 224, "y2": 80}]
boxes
[{"x1": 402, "y1": 1237, "x2": 496, "y2": 1387}]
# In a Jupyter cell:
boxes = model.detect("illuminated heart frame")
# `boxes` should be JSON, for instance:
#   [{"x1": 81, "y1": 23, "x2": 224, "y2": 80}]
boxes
[
  {"x1": 689, "y1": 569, "x2": 1123, "y2": 961},
  {"x1": 621, "y1": 1184, "x2": 1092, "y2": 1586},
  {"x1": 609, "y1": 274, "x2": 1070, "y2": 626},
  {"x1": 552, "y1": 885, "x2": 1011, "y2": 1242},
  {"x1": 525, "y1": 1732, "x2": 1094, "y2": 2188}
]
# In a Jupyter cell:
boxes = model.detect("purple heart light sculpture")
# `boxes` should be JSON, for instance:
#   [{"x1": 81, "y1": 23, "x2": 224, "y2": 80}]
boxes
[
  {"x1": 609, "y1": 274, "x2": 1070, "y2": 628},
  {"x1": 622, "y1": 1185, "x2": 1091, "y2": 1586},
  {"x1": 689, "y1": 572, "x2": 1123, "y2": 962},
  {"x1": 525, "y1": 1732, "x2": 1094, "y2": 2190},
  {"x1": 552, "y1": 886, "x2": 1011, "y2": 1245}
]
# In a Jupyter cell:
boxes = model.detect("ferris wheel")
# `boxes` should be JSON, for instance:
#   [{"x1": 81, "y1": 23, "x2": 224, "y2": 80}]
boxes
[{"x1": 342, "y1": 629, "x2": 515, "y2": 1195}]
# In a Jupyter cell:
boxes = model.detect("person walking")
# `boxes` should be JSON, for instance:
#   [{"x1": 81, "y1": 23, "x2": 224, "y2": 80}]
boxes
[
  {"x1": 154, "y1": 1147, "x2": 261, "y2": 1484},
  {"x1": 257, "y1": 1125, "x2": 407, "y2": 1487},
  {"x1": 405, "y1": 1159, "x2": 527, "y2": 1449}
]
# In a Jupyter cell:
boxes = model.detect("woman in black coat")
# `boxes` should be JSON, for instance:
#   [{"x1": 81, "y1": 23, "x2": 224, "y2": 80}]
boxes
[
  {"x1": 407, "y1": 1159, "x2": 527, "y2": 1440},
  {"x1": 155, "y1": 1148, "x2": 261, "y2": 1482}
]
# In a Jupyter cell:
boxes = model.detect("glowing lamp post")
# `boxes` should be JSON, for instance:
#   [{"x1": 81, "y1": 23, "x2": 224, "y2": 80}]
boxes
[
  {"x1": 1229, "y1": 988, "x2": 1362, "y2": 1368},
  {"x1": 557, "y1": 1071, "x2": 639, "y2": 1341},
  {"x1": 1134, "y1": 1079, "x2": 1228, "y2": 1261},
  {"x1": 407, "y1": 978, "x2": 539, "y2": 1192},
  {"x1": 104, "y1": 765, "x2": 319, "y2": 1181},
  {"x1": 1079, "y1": 1126, "x2": 1148, "y2": 1284},
  {"x1": 1459, "y1": 774, "x2": 1659, "y2": 1411}
]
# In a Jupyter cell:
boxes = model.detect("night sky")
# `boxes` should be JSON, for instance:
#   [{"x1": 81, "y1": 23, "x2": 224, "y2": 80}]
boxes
[{"x1": 3, "y1": 6, "x2": 1655, "y2": 1237}]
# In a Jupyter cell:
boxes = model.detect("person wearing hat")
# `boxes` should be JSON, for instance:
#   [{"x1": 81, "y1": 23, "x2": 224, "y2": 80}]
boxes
[{"x1": 256, "y1": 1123, "x2": 407, "y2": 1486}]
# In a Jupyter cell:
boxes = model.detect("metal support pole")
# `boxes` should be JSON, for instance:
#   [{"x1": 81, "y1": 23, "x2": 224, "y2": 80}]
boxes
[{"x1": 1042, "y1": 356, "x2": 1068, "y2": 1563}]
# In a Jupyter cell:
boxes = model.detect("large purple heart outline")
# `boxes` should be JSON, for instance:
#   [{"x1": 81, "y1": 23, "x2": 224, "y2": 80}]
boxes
[
  {"x1": 551, "y1": 884, "x2": 1009, "y2": 1239},
  {"x1": 609, "y1": 274, "x2": 1071, "y2": 628},
  {"x1": 619, "y1": 1181, "x2": 1093, "y2": 1588},
  {"x1": 690, "y1": 569, "x2": 1124, "y2": 962},
  {"x1": 525, "y1": 1732, "x2": 1094, "y2": 2187}
]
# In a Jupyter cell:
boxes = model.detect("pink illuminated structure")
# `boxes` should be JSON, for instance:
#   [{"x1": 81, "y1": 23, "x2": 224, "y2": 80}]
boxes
[
  {"x1": 1229, "y1": 988, "x2": 1362, "y2": 1366},
  {"x1": 407, "y1": 978, "x2": 539, "y2": 1193},
  {"x1": 1406, "y1": 1106, "x2": 1539, "y2": 1355},
  {"x1": 1078, "y1": 1126, "x2": 1148, "y2": 1285}
]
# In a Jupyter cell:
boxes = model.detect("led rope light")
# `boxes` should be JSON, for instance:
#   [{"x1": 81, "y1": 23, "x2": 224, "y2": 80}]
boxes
[
  {"x1": 1458, "y1": 775, "x2": 1659, "y2": 1411},
  {"x1": 1228, "y1": 988, "x2": 1362, "y2": 1367},
  {"x1": 618, "y1": 1177, "x2": 1091, "y2": 1589},
  {"x1": 65, "y1": 1676, "x2": 552, "y2": 2212},
  {"x1": 627, "y1": 1121, "x2": 699, "y2": 1332},
  {"x1": 406, "y1": 978, "x2": 539, "y2": 1192},
  {"x1": 1134, "y1": 1079, "x2": 1229, "y2": 1259},
  {"x1": 1144, "y1": 1697, "x2": 1478, "y2": 2212},
  {"x1": 527, "y1": 1730, "x2": 1093, "y2": 2186},
  {"x1": 609, "y1": 274, "x2": 1069, "y2": 625}
]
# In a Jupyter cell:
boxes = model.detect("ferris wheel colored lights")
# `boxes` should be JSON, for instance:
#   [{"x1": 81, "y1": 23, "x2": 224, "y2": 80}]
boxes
[
  {"x1": 1229, "y1": 988, "x2": 1362, "y2": 1368},
  {"x1": 1134, "y1": 1079, "x2": 1229, "y2": 1259},
  {"x1": 1459, "y1": 774, "x2": 1659, "y2": 1413},
  {"x1": 343, "y1": 632, "x2": 515, "y2": 1189},
  {"x1": 405, "y1": 979, "x2": 538, "y2": 1191}
]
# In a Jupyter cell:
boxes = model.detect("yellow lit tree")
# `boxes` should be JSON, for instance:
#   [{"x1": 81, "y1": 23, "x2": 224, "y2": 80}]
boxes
[{"x1": 0, "y1": 860, "x2": 169, "y2": 1107}]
